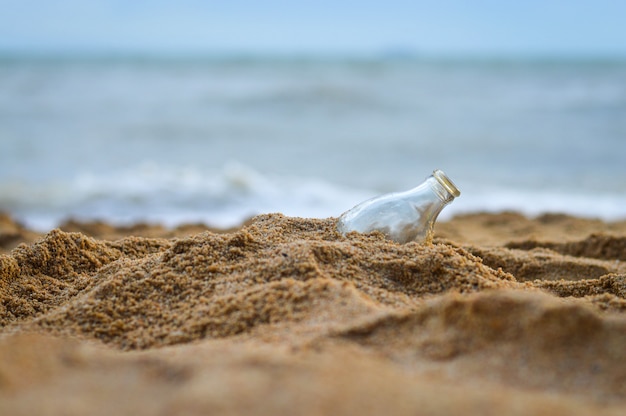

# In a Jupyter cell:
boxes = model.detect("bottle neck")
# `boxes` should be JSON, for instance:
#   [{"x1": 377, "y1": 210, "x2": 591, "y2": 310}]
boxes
[
  {"x1": 427, "y1": 176, "x2": 456, "y2": 204},
  {"x1": 429, "y1": 170, "x2": 460, "y2": 204}
]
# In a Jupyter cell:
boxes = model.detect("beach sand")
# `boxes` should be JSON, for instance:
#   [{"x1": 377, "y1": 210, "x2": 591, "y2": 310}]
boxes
[{"x1": 1, "y1": 211, "x2": 625, "y2": 415}]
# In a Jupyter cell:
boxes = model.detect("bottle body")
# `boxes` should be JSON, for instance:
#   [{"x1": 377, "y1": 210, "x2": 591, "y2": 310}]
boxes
[{"x1": 336, "y1": 170, "x2": 460, "y2": 244}]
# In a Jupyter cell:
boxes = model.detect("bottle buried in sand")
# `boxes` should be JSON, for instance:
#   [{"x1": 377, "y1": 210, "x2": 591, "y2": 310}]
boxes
[{"x1": 337, "y1": 169, "x2": 460, "y2": 244}]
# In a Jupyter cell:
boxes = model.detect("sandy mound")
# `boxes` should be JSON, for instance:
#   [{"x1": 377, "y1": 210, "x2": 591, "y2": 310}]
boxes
[{"x1": 1, "y1": 212, "x2": 625, "y2": 415}]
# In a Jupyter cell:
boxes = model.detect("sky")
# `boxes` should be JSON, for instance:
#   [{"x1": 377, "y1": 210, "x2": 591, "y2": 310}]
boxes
[{"x1": 1, "y1": 0, "x2": 626, "y2": 57}]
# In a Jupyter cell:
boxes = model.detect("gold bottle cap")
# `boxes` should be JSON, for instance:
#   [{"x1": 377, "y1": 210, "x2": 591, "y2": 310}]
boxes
[{"x1": 432, "y1": 169, "x2": 461, "y2": 197}]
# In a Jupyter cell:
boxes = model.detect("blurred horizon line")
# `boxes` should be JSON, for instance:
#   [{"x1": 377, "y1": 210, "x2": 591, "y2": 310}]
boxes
[{"x1": 2, "y1": 47, "x2": 626, "y2": 64}]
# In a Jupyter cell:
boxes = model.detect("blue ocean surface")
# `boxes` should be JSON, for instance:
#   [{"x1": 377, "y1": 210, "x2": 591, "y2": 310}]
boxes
[{"x1": 1, "y1": 54, "x2": 625, "y2": 230}]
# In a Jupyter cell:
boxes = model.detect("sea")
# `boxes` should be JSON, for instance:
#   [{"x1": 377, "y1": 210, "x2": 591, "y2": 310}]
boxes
[{"x1": 1, "y1": 54, "x2": 625, "y2": 231}]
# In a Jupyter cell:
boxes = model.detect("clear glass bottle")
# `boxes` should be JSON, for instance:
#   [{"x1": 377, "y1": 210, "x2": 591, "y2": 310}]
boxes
[{"x1": 336, "y1": 169, "x2": 460, "y2": 244}]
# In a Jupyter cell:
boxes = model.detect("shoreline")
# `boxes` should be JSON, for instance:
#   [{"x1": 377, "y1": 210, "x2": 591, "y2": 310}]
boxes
[
  {"x1": 3, "y1": 210, "x2": 626, "y2": 252},
  {"x1": 1, "y1": 211, "x2": 625, "y2": 414}
]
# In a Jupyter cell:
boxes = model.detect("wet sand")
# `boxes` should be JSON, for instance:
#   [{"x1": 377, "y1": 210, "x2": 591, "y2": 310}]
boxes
[{"x1": 1, "y1": 212, "x2": 625, "y2": 415}]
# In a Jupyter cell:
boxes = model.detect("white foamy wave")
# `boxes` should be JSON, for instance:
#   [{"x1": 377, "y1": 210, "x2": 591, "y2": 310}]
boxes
[{"x1": 1, "y1": 162, "x2": 625, "y2": 232}]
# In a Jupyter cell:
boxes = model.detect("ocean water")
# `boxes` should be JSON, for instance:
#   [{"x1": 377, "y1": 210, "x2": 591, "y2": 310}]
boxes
[{"x1": 1, "y1": 55, "x2": 625, "y2": 230}]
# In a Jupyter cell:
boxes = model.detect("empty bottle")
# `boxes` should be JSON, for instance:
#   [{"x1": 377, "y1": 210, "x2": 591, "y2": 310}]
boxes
[{"x1": 336, "y1": 169, "x2": 460, "y2": 244}]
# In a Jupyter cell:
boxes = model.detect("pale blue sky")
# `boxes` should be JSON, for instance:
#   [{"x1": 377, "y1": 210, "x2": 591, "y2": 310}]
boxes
[{"x1": 1, "y1": 0, "x2": 626, "y2": 56}]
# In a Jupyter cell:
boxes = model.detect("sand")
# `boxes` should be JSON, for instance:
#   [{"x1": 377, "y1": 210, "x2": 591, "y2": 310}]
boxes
[{"x1": 1, "y1": 211, "x2": 625, "y2": 415}]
